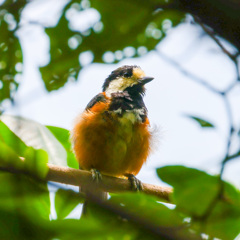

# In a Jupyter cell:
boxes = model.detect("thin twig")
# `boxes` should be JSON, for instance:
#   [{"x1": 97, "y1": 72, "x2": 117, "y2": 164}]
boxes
[
  {"x1": 194, "y1": 17, "x2": 236, "y2": 61},
  {"x1": 194, "y1": 16, "x2": 240, "y2": 83},
  {"x1": 155, "y1": 48, "x2": 222, "y2": 94},
  {"x1": 225, "y1": 149, "x2": 240, "y2": 162},
  {"x1": 220, "y1": 97, "x2": 235, "y2": 176}
]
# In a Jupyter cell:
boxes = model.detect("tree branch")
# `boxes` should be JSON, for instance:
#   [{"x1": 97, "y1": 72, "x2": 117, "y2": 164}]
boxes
[
  {"x1": 0, "y1": 163, "x2": 173, "y2": 202},
  {"x1": 46, "y1": 164, "x2": 172, "y2": 202}
]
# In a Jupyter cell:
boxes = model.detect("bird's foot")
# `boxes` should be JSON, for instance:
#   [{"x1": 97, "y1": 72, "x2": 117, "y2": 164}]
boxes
[
  {"x1": 90, "y1": 168, "x2": 102, "y2": 183},
  {"x1": 125, "y1": 173, "x2": 143, "y2": 191}
]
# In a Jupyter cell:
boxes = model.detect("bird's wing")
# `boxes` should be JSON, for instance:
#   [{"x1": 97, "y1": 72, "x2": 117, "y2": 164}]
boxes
[{"x1": 85, "y1": 93, "x2": 107, "y2": 110}]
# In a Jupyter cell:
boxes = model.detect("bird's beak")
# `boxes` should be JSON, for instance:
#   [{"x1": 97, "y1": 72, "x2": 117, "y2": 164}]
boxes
[{"x1": 138, "y1": 76, "x2": 154, "y2": 85}]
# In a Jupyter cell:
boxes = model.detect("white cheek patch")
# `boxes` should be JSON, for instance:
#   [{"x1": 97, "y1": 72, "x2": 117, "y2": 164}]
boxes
[{"x1": 105, "y1": 77, "x2": 137, "y2": 97}]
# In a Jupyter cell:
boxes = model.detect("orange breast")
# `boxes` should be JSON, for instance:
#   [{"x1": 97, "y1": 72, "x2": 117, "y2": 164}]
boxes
[{"x1": 72, "y1": 101, "x2": 151, "y2": 177}]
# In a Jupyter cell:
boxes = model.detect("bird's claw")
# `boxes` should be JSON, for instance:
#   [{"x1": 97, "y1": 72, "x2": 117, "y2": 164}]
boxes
[
  {"x1": 125, "y1": 173, "x2": 143, "y2": 191},
  {"x1": 90, "y1": 168, "x2": 102, "y2": 183}
]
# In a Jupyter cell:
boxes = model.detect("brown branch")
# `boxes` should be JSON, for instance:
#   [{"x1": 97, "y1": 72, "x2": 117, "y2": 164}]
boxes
[
  {"x1": 0, "y1": 162, "x2": 172, "y2": 202},
  {"x1": 46, "y1": 164, "x2": 172, "y2": 202}
]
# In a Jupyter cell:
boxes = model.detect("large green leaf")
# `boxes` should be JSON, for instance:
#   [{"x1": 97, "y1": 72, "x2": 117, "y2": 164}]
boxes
[
  {"x1": 157, "y1": 166, "x2": 219, "y2": 216},
  {"x1": 50, "y1": 217, "x2": 138, "y2": 239},
  {"x1": 0, "y1": 140, "x2": 24, "y2": 169},
  {"x1": 201, "y1": 181, "x2": 240, "y2": 240},
  {"x1": 40, "y1": 0, "x2": 184, "y2": 91},
  {"x1": 47, "y1": 126, "x2": 78, "y2": 169},
  {"x1": 0, "y1": 174, "x2": 52, "y2": 239},
  {"x1": 0, "y1": 209, "x2": 54, "y2": 240},
  {"x1": 108, "y1": 193, "x2": 201, "y2": 240},
  {"x1": 0, "y1": 119, "x2": 27, "y2": 157},
  {"x1": 190, "y1": 182, "x2": 240, "y2": 240},
  {"x1": 110, "y1": 193, "x2": 183, "y2": 227},
  {"x1": 1, "y1": 115, "x2": 67, "y2": 167},
  {"x1": 157, "y1": 165, "x2": 240, "y2": 240},
  {"x1": 0, "y1": 173, "x2": 51, "y2": 220},
  {"x1": 0, "y1": 118, "x2": 49, "y2": 179},
  {"x1": 23, "y1": 147, "x2": 49, "y2": 179}
]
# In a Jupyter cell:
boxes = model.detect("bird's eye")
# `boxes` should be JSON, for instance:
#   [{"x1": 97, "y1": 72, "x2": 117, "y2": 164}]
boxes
[{"x1": 123, "y1": 72, "x2": 131, "y2": 78}]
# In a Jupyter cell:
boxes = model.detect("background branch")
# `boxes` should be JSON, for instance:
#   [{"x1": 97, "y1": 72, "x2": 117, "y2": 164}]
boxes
[{"x1": 155, "y1": 48, "x2": 222, "y2": 94}]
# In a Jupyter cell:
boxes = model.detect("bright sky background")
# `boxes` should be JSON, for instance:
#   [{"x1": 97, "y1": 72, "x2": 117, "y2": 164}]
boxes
[{"x1": 4, "y1": 0, "x2": 240, "y2": 196}]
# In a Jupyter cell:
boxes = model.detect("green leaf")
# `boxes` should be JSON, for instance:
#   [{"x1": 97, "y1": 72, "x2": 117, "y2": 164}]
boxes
[
  {"x1": 157, "y1": 166, "x2": 219, "y2": 216},
  {"x1": 204, "y1": 203, "x2": 240, "y2": 240},
  {"x1": 108, "y1": 193, "x2": 201, "y2": 240},
  {"x1": 0, "y1": 176, "x2": 52, "y2": 239},
  {"x1": 0, "y1": 4, "x2": 23, "y2": 104},
  {"x1": 0, "y1": 120, "x2": 28, "y2": 157},
  {"x1": 47, "y1": 126, "x2": 78, "y2": 169},
  {"x1": 1, "y1": 115, "x2": 68, "y2": 167},
  {"x1": 24, "y1": 147, "x2": 49, "y2": 179},
  {"x1": 50, "y1": 218, "x2": 138, "y2": 239},
  {"x1": 0, "y1": 209, "x2": 53, "y2": 240},
  {"x1": 0, "y1": 140, "x2": 24, "y2": 169},
  {"x1": 187, "y1": 116, "x2": 215, "y2": 128},
  {"x1": 110, "y1": 193, "x2": 183, "y2": 227},
  {"x1": 157, "y1": 165, "x2": 240, "y2": 240},
  {"x1": 190, "y1": 182, "x2": 240, "y2": 240},
  {"x1": 40, "y1": 0, "x2": 184, "y2": 91},
  {"x1": 203, "y1": 182, "x2": 240, "y2": 240},
  {"x1": 55, "y1": 188, "x2": 83, "y2": 219},
  {"x1": 0, "y1": 118, "x2": 49, "y2": 179},
  {"x1": 0, "y1": 173, "x2": 51, "y2": 220}
]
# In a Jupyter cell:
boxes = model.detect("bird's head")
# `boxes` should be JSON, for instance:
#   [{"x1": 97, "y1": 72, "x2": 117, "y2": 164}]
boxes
[{"x1": 103, "y1": 65, "x2": 153, "y2": 97}]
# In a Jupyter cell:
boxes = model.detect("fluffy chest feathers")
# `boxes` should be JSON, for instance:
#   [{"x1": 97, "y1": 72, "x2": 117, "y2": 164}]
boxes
[
  {"x1": 72, "y1": 91, "x2": 151, "y2": 177},
  {"x1": 118, "y1": 109, "x2": 145, "y2": 124},
  {"x1": 109, "y1": 91, "x2": 147, "y2": 123}
]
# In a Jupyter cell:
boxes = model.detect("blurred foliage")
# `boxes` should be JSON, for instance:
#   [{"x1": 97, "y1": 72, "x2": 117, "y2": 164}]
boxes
[
  {"x1": 157, "y1": 166, "x2": 240, "y2": 240},
  {"x1": 0, "y1": 116, "x2": 239, "y2": 239},
  {"x1": 0, "y1": 120, "x2": 49, "y2": 178},
  {"x1": 0, "y1": 1, "x2": 24, "y2": 108},
  {"x1": 1, "y1": 115, "x2": 70, "y2": 167},
  {"x1": 0, "y1": 0, "x2": 184, "y2": 103},
  {"x1": 41, "y1": 0, "x2": 184, "y2": 91}
]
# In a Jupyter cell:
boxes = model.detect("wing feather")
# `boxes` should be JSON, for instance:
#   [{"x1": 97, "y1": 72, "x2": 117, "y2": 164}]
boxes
[{"x1": 85, "y1": 93, "x2": 107, "y2": 110}]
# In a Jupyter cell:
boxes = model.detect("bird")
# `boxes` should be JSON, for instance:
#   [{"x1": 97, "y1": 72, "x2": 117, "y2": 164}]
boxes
[{"x1": 71, "y1": 65, "x2": 153, "y2": 213}]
